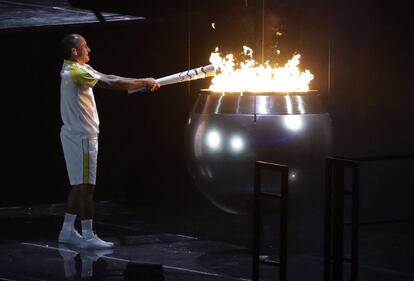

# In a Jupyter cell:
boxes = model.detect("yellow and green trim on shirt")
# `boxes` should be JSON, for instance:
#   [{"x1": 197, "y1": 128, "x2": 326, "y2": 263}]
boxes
[{"x1": 64, "y1": 59, "x2": 99, "y2": 88}]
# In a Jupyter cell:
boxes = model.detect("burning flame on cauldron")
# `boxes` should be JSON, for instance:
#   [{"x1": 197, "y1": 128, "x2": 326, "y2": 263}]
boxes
[{"x1": 209, "y1": 46, "x2": 313, "y2": 93}]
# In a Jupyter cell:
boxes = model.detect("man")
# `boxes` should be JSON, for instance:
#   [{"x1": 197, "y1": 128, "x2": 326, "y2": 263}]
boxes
[{"x1": 58, "y1": 33, "x2": 159, "y2": 249}]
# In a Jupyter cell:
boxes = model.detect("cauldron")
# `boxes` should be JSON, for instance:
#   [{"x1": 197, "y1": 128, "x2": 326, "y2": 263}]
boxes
[{"x1": 185, "y1": 90, "x2": 332, "y2": 214}]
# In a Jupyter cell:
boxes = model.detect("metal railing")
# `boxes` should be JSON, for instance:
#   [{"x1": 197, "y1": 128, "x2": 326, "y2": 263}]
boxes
[
  {"x1": 252, "y1": 160, "x2": 289, "y2": 281},
  {"x1": 324, "y1": 157, "x2": 360, "y2": 281},
  {"x1": 324, "y1": 154, "x2": 414, "y2": 281}
]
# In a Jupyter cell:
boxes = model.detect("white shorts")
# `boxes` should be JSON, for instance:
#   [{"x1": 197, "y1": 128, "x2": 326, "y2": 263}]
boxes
[{"x1": 60, "y1": 132, "x2": 98, "y2": 186}]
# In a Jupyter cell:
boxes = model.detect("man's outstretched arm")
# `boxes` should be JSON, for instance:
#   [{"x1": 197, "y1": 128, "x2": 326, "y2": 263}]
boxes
[{"x1": 95, "y1": 73, "x2": 159, "y2": 91}]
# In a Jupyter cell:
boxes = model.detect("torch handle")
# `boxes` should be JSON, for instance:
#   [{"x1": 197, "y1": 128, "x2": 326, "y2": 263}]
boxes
[{"x1": 128, "y1": 64, "x2": 215, "y2": 94}]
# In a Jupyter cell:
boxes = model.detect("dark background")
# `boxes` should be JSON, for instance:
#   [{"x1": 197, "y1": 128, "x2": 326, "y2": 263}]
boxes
[{"x1": 1, "y1": 0, "x2": 413, "y2": 218}]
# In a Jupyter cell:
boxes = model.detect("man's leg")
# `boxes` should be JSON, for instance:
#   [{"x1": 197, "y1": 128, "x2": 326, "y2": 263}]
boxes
[
  {"x1": 61, "y1": 184, "x2": 89, "y2": 232},
  {"x1": 67, "y1": 186, "x2": 81, "y2": 215},
  {"x1": 59, "y1": 186, "x2": 83, "y2": 244},
  {"x1": 78, "y1": 184, "x2": 114, "y2": 249},
  {"x1": 60, "y1": 132, "x2": 83, "y2": 242},
  {"x1": 79, "y1": 184, "x2": 94, "y2": 219},
  {"x1": 79, "y1": 184, "x2": 95, "y2": 238},
  {"x1": 61, "y1": 186, "x2": 80, "y2": 231}
]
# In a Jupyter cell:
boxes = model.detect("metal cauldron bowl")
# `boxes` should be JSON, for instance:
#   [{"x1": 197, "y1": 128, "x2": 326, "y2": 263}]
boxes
[{"x1": 185, "y1": 90, "x2": 332, "y2": 214}]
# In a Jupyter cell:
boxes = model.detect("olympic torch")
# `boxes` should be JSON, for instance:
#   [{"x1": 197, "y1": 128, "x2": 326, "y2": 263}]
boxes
[{"x1": 128, "y1": 64, "x2": 215, "y2": 94}]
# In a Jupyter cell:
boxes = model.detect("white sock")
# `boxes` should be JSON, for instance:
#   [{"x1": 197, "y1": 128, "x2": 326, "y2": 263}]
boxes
[
  {"x1": 62, "y1": 213, "x2": 77, "y2": 232},
  {"x1": 81, "y1": 219, "x2": 94, "y2": 238}
]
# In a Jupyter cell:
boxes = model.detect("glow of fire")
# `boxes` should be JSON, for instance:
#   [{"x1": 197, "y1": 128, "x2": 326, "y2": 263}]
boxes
[{"x1": 209, "y1": 46, "x2": 314, "y2": 93}]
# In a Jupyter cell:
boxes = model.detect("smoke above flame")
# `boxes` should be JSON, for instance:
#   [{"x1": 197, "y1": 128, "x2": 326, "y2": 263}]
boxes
[{"x1": 209, "y1": 46, "x2": 314, "y2": 93}]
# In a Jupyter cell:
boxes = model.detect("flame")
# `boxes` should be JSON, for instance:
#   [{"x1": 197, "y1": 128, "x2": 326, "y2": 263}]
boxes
[{"x1": 209, "y1": 46, "x2": 314, "y2": 93}]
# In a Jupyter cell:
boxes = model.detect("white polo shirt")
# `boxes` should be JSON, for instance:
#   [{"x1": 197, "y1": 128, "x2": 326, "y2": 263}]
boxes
[{"x1": 60, "y1": 59, "x2": 101, "y2": 137}]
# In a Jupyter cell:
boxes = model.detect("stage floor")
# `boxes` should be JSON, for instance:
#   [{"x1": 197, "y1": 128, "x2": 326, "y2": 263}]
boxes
[{"x1": 0, "y1": 200, "x2": 413, "y2": 281}]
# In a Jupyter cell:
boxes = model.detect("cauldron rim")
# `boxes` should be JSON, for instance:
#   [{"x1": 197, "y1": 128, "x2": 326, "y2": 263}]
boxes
[
  {"x1": 192, "y1": 89, "x2": 326, "y2": 114},
  {"x1": 199, "y1": 89, "x2": 319, "y2": 96}
]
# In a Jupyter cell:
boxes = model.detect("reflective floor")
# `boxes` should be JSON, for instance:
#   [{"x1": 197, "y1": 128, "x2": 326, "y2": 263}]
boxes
[{"x1": 0, "y1": 200, "x2": 413, "y2": 281}]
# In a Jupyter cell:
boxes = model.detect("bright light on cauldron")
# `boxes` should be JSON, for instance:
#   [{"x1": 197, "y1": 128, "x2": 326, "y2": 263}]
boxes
[
  {"x1": 283, "y1": 115, "x2": 303, "y2": 131},
  {"x1": 206, "y1": 130, "x2": 221, "y2": 150},
  {"x1": 209, "y1": 46, "x2": 313, "y2": 93},
  {"x1": 230, "y1": 135, "x2": 244, "y2": 153}
]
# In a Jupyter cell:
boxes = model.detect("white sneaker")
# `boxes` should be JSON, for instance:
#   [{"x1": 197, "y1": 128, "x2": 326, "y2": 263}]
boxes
[
  {"x1": 58, "y1": 229, "x2": 84, "y2": 245},
  {"x1": 80, "y1": 234, "x2": 114, "y2": 249}
]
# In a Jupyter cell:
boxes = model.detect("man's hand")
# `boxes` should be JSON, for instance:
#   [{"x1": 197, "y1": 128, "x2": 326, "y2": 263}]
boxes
[{"x1": 145, "y1": 78, "x2": 160, "y2": 92}]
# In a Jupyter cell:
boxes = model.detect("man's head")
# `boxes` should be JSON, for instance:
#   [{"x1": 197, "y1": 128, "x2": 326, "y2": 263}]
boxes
[{"x1": 61, "y1": 34, "x2": 91, "y2": 65}]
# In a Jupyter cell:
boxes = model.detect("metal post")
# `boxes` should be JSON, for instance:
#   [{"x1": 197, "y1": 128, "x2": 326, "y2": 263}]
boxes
[
  {"x1": 324, "y1": 159, "x2": 333, "y2": 281},
  {"x1": 280, "y1": 166, "x2": 288, "y2": 281},
  {"x1": 253, "y1": 162, "x2": 261, "y2": 281},
  {"x1": 332, "y1": 161, "x2": 344, "y2": 281},
  {"x1": 252, "y1": 160, "x2": 288, "y2": 281},
  {"x1": 324, "y1": 157, "x2": 359, "y2": 281},
  {"x1": 350, "y1": 163, "x2": 359, "y2": 281}
]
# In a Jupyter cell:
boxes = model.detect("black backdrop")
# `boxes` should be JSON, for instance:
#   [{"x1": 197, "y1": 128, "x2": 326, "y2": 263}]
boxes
[{"x1": 1, "y1": 0, "x2": 414, "y2": 215}]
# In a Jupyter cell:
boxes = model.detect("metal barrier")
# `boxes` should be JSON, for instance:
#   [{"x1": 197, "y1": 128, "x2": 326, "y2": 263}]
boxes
[
  {"x1": 324, "y1": 154, "x2": 414, "y2": 281},
  {"x1": 324, "y1": 157, "x2": 359, "y2": 281},
  {"x1": 252, "y1": 160, "x2": 288, "y2": 281}
]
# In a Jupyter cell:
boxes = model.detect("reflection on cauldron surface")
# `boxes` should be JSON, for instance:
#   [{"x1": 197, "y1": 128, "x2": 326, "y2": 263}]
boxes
[
  {"x1": 186, "y1": 91, "x2": 332, "y2": 214},
  {"x1": 283, "y1": 115, "x2": 303, "y2": 131}
]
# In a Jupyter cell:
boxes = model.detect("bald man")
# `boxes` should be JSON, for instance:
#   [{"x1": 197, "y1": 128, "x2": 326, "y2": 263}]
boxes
[{"x1": 58, "y1": 34, "x2": 159, "y2": 249}]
